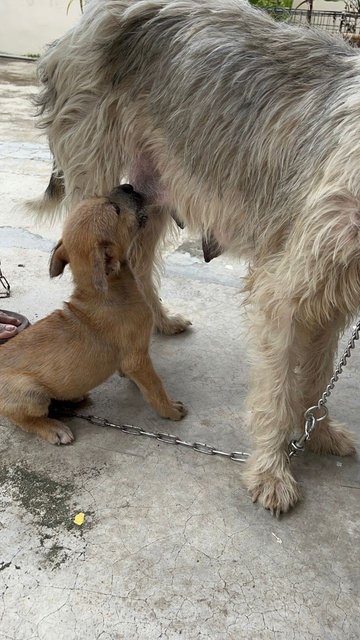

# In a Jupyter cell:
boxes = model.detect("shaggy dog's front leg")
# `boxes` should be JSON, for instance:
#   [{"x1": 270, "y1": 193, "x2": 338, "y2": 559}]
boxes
[
  {"x1": 242, "y1": 268, "x2": 303, "y2": 515},
  {"x1": 130, "y1": 206, "x2": 191, "y2": 335}
]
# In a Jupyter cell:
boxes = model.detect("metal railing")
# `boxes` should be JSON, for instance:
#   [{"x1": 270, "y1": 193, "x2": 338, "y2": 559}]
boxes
[{"x1": 268, "y1": 7, "x2": 360, "y2": 37}]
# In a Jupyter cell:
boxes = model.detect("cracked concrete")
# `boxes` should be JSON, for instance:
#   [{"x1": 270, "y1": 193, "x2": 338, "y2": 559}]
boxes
[{"x1": 0, "y1": 58, "x2": 359, "y2": 640}]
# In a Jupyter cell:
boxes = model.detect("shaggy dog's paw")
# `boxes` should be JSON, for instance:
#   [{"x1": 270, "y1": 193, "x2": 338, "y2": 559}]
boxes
[
  {"x1": 243, "y1": 460, "x2": 300, "y2": 516},
  {"x1": 157, "y1": 314, "x2": 192, "y2": 335},
  {"x1": 251, "y1": 476, "x2": 300, "y2": 516},
  {"x1": 307, "y1": 420, "x2": 356, "y2": 457},
  {"x1": 162, "y1": 400, "x2": 187, "y2": 421},
  {"x1": 43, "y1": 421, "x2": 74, "y2": 445}
]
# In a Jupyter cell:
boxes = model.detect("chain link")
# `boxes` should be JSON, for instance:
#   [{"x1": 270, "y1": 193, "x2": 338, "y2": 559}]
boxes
[
  {"x1": 51, "y1": 407, "x2": 250, "y2": 463},
  {"x1": 0, "y1": 263, "x2": 10, "y2": 298},
  {"x1": 288, "y1": 318, "x2": 360, "y2": 458}
]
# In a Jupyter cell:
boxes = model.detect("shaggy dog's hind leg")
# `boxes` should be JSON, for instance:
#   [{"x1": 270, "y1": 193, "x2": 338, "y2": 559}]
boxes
[{"x1": 298, "y1": 322, "x2": 357, "y2": 456}]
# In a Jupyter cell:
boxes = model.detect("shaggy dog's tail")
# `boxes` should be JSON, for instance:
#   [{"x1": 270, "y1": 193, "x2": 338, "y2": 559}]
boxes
[{"x1": 26, "y1": 165, "x2": 65, "y2": 220}]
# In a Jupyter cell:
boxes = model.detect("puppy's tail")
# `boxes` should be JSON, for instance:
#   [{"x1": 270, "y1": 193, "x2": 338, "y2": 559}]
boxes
[{"x1": 26, "y1": 165, "x2": 65, "y2": 222}]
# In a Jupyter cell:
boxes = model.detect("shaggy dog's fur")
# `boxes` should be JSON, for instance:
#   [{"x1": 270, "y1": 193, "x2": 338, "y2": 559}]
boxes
[
  {"x1": 1, "y1": 186, "x2": 186, "y2": 444},
  {"x1": 30, "y1": 0, "x2": 360, "y2": 512}
]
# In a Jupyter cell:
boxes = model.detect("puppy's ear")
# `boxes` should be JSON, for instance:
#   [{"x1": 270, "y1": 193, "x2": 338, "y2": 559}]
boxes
[
  {"x1": 50, "y1": 240, "x2": 69, "y2": 277},
  {"x1": 92, "y1": 243, "x2": 120, "y2": 293}
]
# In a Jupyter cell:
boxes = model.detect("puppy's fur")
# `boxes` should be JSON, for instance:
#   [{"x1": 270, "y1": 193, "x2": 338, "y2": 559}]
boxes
[
  {"x1": 0, "y1": 188, "x2": 186, "y2": 444},
  {"x1": 30, "y1": 0, "x2": 360, "y2": 511}
]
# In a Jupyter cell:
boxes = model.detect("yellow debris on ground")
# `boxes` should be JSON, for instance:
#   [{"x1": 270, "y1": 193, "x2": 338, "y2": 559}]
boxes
[{"x1": 73, "y1": 512, "x2": 85, "y2": 526}]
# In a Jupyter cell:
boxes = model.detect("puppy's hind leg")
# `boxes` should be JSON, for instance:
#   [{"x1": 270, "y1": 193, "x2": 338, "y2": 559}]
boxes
[
  {"x1": 14, "y1": 415, "x2": 74, "y2": 446},
  {"x1": 0, "y1": 374, "x2": 74, "y2": 445}
]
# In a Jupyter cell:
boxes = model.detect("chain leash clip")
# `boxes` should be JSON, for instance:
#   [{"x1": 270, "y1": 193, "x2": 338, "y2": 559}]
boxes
[{"x1": 288, "y1": 413, "x2": 318, "y2": 458}]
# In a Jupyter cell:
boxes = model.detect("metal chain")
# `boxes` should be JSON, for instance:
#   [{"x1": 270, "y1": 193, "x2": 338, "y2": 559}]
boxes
[
  {"x1": 0, "y1": 263, "x2": 10, "y2": 298},
  {"x1": 288, "y1": 318, "x2": 360, "y2": 458},
  {"x1": 51, "y1": 407, "x2": 250, "y2": 463},
  {"x1": 52, "y1": 318, "x2": 360, "y2": 464}
]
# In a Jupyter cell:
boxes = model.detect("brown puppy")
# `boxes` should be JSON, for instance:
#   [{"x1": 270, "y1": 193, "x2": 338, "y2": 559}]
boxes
[{"x1": 0, "y1": 185, "x2": 186, "y2": 444}]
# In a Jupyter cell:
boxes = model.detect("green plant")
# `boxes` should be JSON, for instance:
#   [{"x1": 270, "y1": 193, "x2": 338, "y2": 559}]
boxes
[{"x1": 250, "y1": 0, "x2": 293, "y2": 8}]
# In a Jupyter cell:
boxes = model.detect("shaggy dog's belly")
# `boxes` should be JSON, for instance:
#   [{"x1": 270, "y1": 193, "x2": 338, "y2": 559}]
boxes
[
  {"x1": 129, "y1": 154, "x2": 170, "y2": 208},
  {"x1": 128, "y1": 151, "x2": 232, "y2": 254}
]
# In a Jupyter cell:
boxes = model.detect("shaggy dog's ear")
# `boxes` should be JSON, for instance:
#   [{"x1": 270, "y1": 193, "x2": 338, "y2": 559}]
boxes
[
  {"x1": 50, "y1": 240, "x2": 69, "y2": 277},
  {"x1": 92, "y1": 242, "x2": 120, "y2": 293}
]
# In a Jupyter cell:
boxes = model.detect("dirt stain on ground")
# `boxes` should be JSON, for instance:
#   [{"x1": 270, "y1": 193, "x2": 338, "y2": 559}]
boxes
[
  {"x1": 45, "y1": 544, "x2": 70, "y2": 570},
  {"x1": 0, "y1": 463, "x2": 76, "y2": 530}
]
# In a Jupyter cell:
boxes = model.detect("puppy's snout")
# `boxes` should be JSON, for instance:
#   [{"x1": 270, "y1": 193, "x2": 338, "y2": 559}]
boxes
[
  {"x1": 108, "y1": 184, "x2": 144, "y2": 210},
  {"x1": 110, "y1": 184, "x2": 134, "y2": 195},
  {"x1": 120, "y1": 184, "x2": 134, "y2": 195}
]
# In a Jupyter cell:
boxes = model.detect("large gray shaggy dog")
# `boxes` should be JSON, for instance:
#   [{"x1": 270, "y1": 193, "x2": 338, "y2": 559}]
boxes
[{"x1": 32, "y1": 0, "x2": 360, "y2": 513}]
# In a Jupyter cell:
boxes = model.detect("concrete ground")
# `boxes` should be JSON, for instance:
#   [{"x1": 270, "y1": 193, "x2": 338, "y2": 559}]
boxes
[{"x1": 0, "y1": 58, "x2": 359, "y2": 640}]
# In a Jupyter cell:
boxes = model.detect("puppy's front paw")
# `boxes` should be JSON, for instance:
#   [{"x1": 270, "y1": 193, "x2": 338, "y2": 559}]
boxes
[
  {"x1": 157, "y1": 314, "x2": 192, "y2": 335},
  {"x1": 161, "y1": 400, "x2": 187, "y2": 421},
  {"x1": 43, "y1": 420, "x2": 74, "y2": 445}
]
